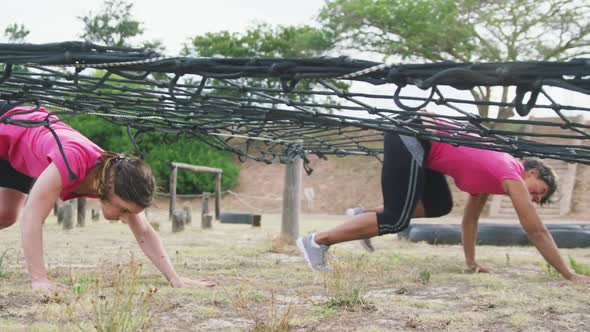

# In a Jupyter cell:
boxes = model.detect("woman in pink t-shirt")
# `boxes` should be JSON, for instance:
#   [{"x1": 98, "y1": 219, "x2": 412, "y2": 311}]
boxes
[
  {"x1": 297, "y1": 125, "x2": 590, "y2": 283},
  {"x1": 0, "y1": 103, "x2": 216, "y2": 291}
]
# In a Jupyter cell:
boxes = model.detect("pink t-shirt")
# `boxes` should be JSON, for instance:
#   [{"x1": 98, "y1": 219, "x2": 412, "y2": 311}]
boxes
[
  {"x1": 423, "y1": 115, "x2": 525, "y2": 195},
  {"x1": 426, "y1": 142, "x2": 524, "y2": 195},
  {"x1": 0, "y1": 106, "x2": 103, "y2": 200}
]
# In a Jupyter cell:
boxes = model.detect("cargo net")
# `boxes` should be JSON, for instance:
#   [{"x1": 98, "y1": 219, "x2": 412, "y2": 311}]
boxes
[{"x1": 1, "y1": 42, "x2": 589, "y2": 167}]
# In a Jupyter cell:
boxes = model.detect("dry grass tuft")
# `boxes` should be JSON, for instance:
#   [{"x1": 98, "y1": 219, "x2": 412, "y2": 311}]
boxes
[
  {"x1": 64, "y1": 259, "x2": 159, "y2": 332},
  {"x1": 232, "y1": 288, "x2": 293, "y2": 332}
]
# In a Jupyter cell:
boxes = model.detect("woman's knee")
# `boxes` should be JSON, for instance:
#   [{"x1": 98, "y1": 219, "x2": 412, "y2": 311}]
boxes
[
  {"x1": 0, "y1": 188, "x2": 26, "y2": 229},
  {"x1": 427, "y1": 197, "x2": 453, "y2": 218},
  {"x1": 377, "y1": 211, "x2": 411, "y2": 235},
  {"x1": 0, "y1": 209, "x2": 19, "y2": 229}
]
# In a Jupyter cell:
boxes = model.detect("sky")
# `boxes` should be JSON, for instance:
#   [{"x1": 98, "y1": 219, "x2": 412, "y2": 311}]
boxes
[{"x1": 3, "y1": 0, "x2": 326, "y2": 54}]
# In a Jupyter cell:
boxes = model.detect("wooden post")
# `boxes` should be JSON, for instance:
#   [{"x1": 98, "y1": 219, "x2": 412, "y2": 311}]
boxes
[
  {"x1": 169, "y1": 164, "x2": 178, "y2": 221},
  {"x1": 214, "y1": 172, "x2": 222, "y2": 220},
  {"x1": 201, "y1": 192, "x2": 212, "y2": 229},
  {"x1": 202, "y1": 214, "x2": 212, "y2": 229},
  {"x1": 280, "y1": 142, "x2": 302, "y2": 244},
  {"x1": 168, "y1": 162, "x2": 222, "y2": 220},
  {"x1": 77, "y1": 197, "x2": 86, "y2": 227},
  {"x1": 91, "y1": 209, "x2": 100, "y2": 221},
  {"x1": 252, "y1": 214, "x2": 261, "y2": 227},
  {"x1": 183, "y1": 206, "x2": 192, "y2": 225},
  {"x1": 61, "y1": 203, "x2": 74, "y2": 230},
  {"x1": 172, "y1": 210, "x2": 186, "y2": 232},
  {"x1": 57, "y1": 205, "x2": 63, "y2": 224}
]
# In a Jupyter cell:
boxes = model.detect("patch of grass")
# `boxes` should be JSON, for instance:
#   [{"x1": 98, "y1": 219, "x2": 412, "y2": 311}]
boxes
[
  {"x1": 417, "y1": 269, "x2": 432, "y2": 284},
  {"x1": 66, "y1": 260, "x2": 159, "y2": 332},
  {"x1": 568, "y1": 256, "x2": 590, "y2": 276},
  {"x1": 471, "y1": 274, "x2": 511, "y2": 291},
  {"x1": 68, "y1": 276, "x2": 97, "y2": 296},
  {"x1": 322, "y1": 261, "x2": 375, "y2": 312},
  {"x1": 324, "y1": 287, "x2": 367, "y2": 310},
  {"x1": 269, "y1": 236, "x2": 295, "y2": 254},
  {"x1": 418, "y1": 312, "x2": 485, "y2": 330},
  {"x1": 28, "y1": 322, "x2": 82, "y2": 331},
  {"x1": 540, "y1": 262, "x2": 561, "y2": 278},
  {"x1": 248, "y1": 290, "x2": 268, "y2": 303},
  {"x1": 394, "y1": 297, "x2": 441, "y2": 310},
  {"x1": 206, "y1": 290, "x2": 228, "y2": 307},
  {"x1": 0, "y1": 248, "x2": 16, "y2": 279},
  {"x1": 508, "y1": 312, "x2": 530, "y2": 328},
  {"x1": 233, "y1": 289, "x2": 293, "y2": 332},
  {"x1": 358, "y1": 328, "x2": 389, "y2": 332},
  {"x1": 309, "y1": 305, "x2": 338, "y2": 320},
  {"x1": 0, "y1": 319, "x2": 26, "y2": 330},
  {"x1": 191, "y1": 305, "x2": 220, "y2": 319},
  {"x1": 2, "y1": 214, "x2": 590, "y2": 331}
]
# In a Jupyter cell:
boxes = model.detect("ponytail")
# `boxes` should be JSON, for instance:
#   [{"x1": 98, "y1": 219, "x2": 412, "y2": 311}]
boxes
[{"x1": 94, "y1": 151, "x2": 156, "y2": 208}]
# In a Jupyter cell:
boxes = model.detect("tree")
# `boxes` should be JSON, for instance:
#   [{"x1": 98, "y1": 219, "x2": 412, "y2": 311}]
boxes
[
  {"x1": 319, "y1": 0, "x2": 590, "y2": 119},
  {"x1": 184, "y1": 23, "x2": 333, "y2": 58},
  {"x1": 79, "y1": 0, "x2": 162, "y2": 50},
  {"x1": 183, "y1": 23, "x2": 345, "y2": 112},
  {"x1": 4, "y1": 23, "x2": 30, "y2": 42},
  {"x1": 74, "y1": 0, "x2": 240, "y2": 194}
]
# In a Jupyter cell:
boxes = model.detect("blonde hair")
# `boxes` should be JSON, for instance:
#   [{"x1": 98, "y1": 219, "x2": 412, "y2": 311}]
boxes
[{"x1": 94, "y1": 151, "x2": 156, "y2": 208}]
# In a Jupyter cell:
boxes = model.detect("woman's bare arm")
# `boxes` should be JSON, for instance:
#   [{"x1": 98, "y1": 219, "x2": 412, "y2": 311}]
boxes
[
  {"x1": 461, "y1": 193, "x2": 490, "y2": 272},
  {"x1": 504, "y1": 179, "x2": 590, "y2": 282},
  {"x1": 20, "y1": 163, "x2": 66, "y2": 290},
  {"x1": 126, "y1": 212, "x2": 216, "y2": 287}
]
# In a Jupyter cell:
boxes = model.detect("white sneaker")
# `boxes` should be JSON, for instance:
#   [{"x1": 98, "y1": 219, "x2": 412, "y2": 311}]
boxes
[{"x1": 296, "y1": 233, "x2": 331, "y2": 272}]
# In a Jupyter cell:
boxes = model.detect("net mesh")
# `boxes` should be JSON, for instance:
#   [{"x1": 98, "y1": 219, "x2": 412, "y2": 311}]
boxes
[{"x1": 1, "y1": 42, "x2": 588, "y2": 166}]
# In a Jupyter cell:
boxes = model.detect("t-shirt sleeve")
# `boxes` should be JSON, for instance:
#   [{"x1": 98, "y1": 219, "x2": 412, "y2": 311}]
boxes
[
  {"x1": 494, "y1": 159, "x2": 526, "y2": 190},
  {"x1": 46, "y1": 145, "x2": 91, "y2": 200}
]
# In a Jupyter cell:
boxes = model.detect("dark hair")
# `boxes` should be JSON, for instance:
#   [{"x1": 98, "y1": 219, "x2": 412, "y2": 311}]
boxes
[
  {"x1": 523, "y1": 159, "x2": 557, "y2": 206},
  {"x1": 94, "y1": 151, "x2": 156, "y2": 208}
]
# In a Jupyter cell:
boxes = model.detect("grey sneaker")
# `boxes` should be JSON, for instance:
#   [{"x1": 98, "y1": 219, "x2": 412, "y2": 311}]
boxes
[
  {"x1": 348, "y1": 207, "x2": 376, "y2": 253},
  {"x1": 296, "y1": 233, "x2": 331, "y2": 272},
  {"x1": 346, "y1": 207, "x2": 365, "y2": 217},
  {"x1": 360, "y1": 238, "x2": 375, "y2": 252}
]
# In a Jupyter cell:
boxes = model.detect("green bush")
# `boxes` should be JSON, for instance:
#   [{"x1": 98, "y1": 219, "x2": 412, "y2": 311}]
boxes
[
  {"x1": 65, "y1": 116, "x2": 240, "y2": 194},
  {"x1": 66, "y1": 115, "x2": 134, "y2": 151},
  {"x1": 146, "y1": 136, "x2": 240, "y2": 194}
]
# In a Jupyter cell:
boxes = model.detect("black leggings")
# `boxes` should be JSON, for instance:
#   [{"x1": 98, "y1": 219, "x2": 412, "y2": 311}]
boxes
[
  {"x1": 0, "y1": 101, "x2": 35, "y2": 194},
  {"x1": 376, "y1": 132, "x2": 452, "y2": 235}
]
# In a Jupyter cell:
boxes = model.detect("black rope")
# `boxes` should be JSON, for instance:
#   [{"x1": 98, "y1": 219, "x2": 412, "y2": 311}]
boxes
[
  {"x1": 43, "y1": 113, "x2": 78, "y2": 181},
  {"x1": 0, "y1": 41, "x2": 588, "y2": 165}
]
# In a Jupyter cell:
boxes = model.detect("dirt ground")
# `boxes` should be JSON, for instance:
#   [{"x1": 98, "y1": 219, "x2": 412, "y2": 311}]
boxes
[
  {"x1": 1, "y1": 147, "x2": 589, "y2": 331},
  {"x1": 0, "y1": 207, "x2": 589, "y2": 331}
]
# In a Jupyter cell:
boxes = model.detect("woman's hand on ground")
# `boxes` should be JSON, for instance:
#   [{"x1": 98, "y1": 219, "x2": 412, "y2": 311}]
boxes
[
  {"x1": 469, "y1": 264, "x2": 493, "y2": 273},
  {"x1": 170, "y1": 276, "x2": 217, "y2": 288},
  {"x1": 567, "y1": 273, "x2": 590, "y2": 283},
  {"x1": 31, "y1": 279, "x2": 69, "y2": 291}
]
